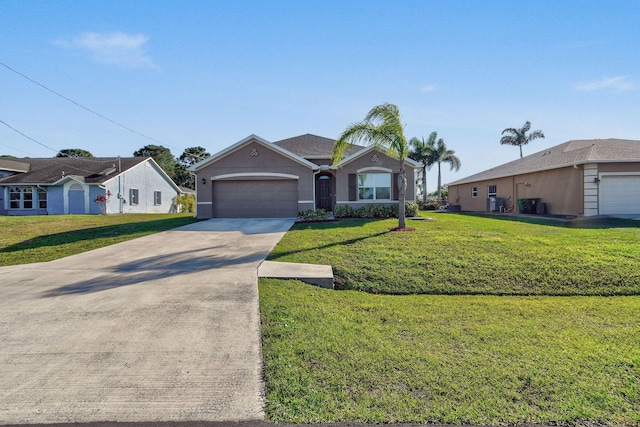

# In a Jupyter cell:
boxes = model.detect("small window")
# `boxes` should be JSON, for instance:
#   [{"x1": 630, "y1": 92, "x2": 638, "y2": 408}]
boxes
[
  {"x1": 154, "y1": 191, "x2": 162, "y2": 206},
  {"x1": 488, "y1": 185, "x2": 497, "y2": 197},
  {"x1": 471, "y1": 187, "x2": 478, "y2": 198},
  {"x1": 130, "y1": 188, "x2": 139, "y2": 205},
  {"x1": 38, "y1": 188, "x2": 47, "y2": 209},
  {"x1": 9, "y1": 187, "x2": 21, "y2": 209}
]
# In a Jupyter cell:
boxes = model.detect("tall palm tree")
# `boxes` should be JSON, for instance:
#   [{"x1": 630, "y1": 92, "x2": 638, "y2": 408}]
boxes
[
  {"x1": 500, "y1": 121, "x2": 545, "y2": 159},
  {"x1": 431, "y1": 138, "x2": 461, "y2": 203},
  {"x1": 332, "y1": 103, "x2": 410, "y2": 229},
  {"x1": 410, "y1": 133, "x2": 438, "y2": 204}
]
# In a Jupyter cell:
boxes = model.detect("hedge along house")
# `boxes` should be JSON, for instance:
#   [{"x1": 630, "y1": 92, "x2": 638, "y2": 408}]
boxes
[
  {"x1": 190, "y1": 134, "x2": 419, "y2": 219},
  {"x1": 447, "y1": 139, "x2": 640, "y2": 217},
  {"x1": 0, "y1": 157, "x2": 181, "y2": 215}
]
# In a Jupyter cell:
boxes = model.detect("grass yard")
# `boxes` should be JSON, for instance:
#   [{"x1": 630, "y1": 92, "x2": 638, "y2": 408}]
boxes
[
  {"x1": 0, "y1": 213, "x2": 198, "y2": 266},
  {"x1": 260, "y1": 213, "x2": 640, "y2": 425},
  {"x1": 268, "y1": 213, "x2": 640, "y2": 296}
]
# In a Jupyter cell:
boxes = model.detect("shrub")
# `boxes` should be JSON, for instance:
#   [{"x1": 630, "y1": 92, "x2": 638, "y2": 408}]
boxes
[
  {"x1": 334, "y1": 203, "x2": 418, "y2": 219},
  {"x1": 297, "y1": 209, "x2": 331, "y2": 221},
  {"x1": 333, "y1": 205, "x2": 354, "y2": 218},
  {"x1": 174, "y1": 194, "x2": 195, "y2": 213},
  {"x1": 422, "y1": 199, "x2": 441, "y2": 211}
]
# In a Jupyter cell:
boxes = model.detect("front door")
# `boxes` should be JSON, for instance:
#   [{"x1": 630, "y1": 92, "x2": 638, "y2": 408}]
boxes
[{"x1": 316, "y1": 175, "x2": 333, "y2": 211}]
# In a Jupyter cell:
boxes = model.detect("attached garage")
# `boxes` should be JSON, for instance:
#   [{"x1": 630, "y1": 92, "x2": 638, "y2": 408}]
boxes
[
  {"x1": 212, "y1": 179, "x2": 298, "y2": 218},
  {"x1": 599, "y1": 175, "x2": 640, "y2": 215}
]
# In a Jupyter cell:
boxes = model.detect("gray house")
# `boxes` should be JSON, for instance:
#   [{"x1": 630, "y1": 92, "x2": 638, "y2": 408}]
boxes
[
  {"x1": 0, "y1": 157, "x2": 181, "y2": 215},
  {"x1": 190, "y1": 134, "x2": 419, "y2": 218}
]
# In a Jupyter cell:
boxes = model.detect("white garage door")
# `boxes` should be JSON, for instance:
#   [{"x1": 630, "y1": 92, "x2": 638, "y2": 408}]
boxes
[
  {"x1": 213, "y1": 180, "x2": 298, "y2": 218},
  {"x1": 599, "y1": 175, "x2": 640, "y2": 215}
]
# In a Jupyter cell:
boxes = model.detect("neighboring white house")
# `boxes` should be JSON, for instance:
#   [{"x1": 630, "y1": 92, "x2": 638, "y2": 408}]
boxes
[{"x1": 0, "y1": 157, "x2": 182, "y2": 215}]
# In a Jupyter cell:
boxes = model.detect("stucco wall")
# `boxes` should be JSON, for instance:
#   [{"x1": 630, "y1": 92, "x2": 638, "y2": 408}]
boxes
[
  {"x1": 449, "y1": 166, "x2": 583, "y2": 216},
  {"x1": 109, "y1": 161, "x2": 178, "y2": 214},
  {"x1": 195, "y1": 140, "x2": 314, "y2": 219}
]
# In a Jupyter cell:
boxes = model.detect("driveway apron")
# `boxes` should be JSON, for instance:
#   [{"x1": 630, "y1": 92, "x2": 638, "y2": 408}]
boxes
[{"x1": 0, "y1": 218, "x2": 294, "y2": 424}]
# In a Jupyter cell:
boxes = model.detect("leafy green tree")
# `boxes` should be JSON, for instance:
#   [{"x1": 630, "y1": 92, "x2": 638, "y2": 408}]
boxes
[
  {"x1": 179, "y1": 146, "x2": 210, "y2": 167},
  {"x1": 332, "y1": 103, "x2": 410, "y2": 229},
  {"x1": 1, "y1": 155, "x2": 17, "y2": 158},
  {"x1": 430, "y1": 138, "x2": 461, "y2": 203},
  {"x1": 410, "y1": 132, "x2": 438, "y2": 204},
  {"x1": 500, "y1": 121, "x2": 545, "y2": 158},
  {"x1": 56, "y1": 148, "x2": 94, "y2": 158},
  {"x1": 133, "y1": 144, "x2": 177, "y2": 178},
  {"x1": 173, "y1": 147, "x2": 211, "y2": 189}
]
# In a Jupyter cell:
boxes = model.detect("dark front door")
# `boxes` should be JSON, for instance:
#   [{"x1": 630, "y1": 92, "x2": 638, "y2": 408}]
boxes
[{"x1": 316, "y1": 176, "x2": 333, "y2": 211}]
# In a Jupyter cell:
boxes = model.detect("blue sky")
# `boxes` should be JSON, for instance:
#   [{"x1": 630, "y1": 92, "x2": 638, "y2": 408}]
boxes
[{"x1": 2, "y1": 0, "x2": 639, "y2": 190}]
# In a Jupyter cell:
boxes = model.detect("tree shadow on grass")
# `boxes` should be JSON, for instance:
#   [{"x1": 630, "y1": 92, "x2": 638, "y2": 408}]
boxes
[
  {"x1": 267, "y1": 218, "x2": 391, "y2": 260},
  {"x1": 41, "y1": 245, "x2": 268, "y2": 297},
  {"x1": 462, "y1": 212, "x2": 640, "y2": 229},
  {"x1": 1, "y1": 217, "x2": 198, "y2": 254}
]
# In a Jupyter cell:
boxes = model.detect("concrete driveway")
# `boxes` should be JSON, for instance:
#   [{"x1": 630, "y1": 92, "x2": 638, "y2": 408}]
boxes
[{"x1": 0, "y1": 218, "x2": 294, "y2": 424}]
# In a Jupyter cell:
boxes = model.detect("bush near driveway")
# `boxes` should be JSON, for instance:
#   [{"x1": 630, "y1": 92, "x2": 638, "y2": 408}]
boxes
[{"x1": 268, "y1": 213, "x2": 640, "y2": 296}]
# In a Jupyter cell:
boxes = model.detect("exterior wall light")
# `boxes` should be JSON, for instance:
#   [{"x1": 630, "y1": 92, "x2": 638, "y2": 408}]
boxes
[{"x1": 202, "y1": 178, "x2": 206, "y2": 185}]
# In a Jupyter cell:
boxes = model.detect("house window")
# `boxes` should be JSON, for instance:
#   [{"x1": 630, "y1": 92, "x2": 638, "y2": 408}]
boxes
[
  {"x1": 38, "y1": 188, "x2": 47, "y2": 209},
  {"x1": 154, "y1": 191, "x2": 162, "y2": 206},
  {"x1": 471, "y1": 187, "x2": 478, "y2": 198},
  {"x1": 488, "y1": 185, "x2": 497, "y2": 197},
  {"x1": 358, "y1": 173, "x2": 391, "y2": 200},
  {"x1": 8, "y1": 186, "x2": 39, "y2": 209},
  {"x1": 130, "y1": 188, "x2": 139, "y2": 205}
]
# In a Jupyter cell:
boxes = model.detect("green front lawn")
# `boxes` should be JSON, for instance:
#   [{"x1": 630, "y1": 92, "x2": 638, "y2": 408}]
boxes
[
  {"x1": 0, "y1": 213, "x2": 198, "y2": 266},
  {"x1": 260, "y1": 213, "x2": 640, "y2": 425},
  {"x1": 268, "y1": 213, "x2": 640, "y2": 295}
]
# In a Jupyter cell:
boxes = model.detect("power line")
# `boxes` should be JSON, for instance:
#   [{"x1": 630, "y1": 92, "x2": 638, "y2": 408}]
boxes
[
  {"x1": 0, "y1": 119, "x2": 59, "y2": 155},
  {"x1": 0, "y1": 119, "x2": 131, "y2": 176},
  {"x1": 0, "y1": 62, "x2": 174, "y2": 149}
]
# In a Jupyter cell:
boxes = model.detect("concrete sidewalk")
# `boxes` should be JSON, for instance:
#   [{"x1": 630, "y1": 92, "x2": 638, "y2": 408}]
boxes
[{"x1": 0, "y1": 218, "x2": 294, "y2": 424}]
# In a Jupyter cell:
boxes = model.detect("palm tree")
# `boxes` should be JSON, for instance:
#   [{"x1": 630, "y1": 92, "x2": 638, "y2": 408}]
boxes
[
  {"x1": 410, "y1": 132, "x2": 438, "y2": 204},
  {"x1": 332, "y1": 103, "x2": 410, "y2": 229},
  {"x1": 431, "y1": 138, "x2": 461, "y2": 204},
  {"x1": 500, "y1": 121, "x2": 545, "y2": 159}
]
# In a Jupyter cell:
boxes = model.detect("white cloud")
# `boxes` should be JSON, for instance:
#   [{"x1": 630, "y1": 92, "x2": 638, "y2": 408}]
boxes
[
  {"x1": 54, "y1": 31, "x2": 156, "y2": 68},
  {"x1": 574, "y1": 76, "x2": 635, "y2": 92},
  {"x1": 420, "y1": 84, "x2": 437, "y2": 93}
]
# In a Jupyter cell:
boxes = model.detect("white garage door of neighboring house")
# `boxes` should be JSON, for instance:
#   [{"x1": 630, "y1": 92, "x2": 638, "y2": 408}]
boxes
[
  {"x1": 599, "y1": 175, "x2": 640, "y2": 215},
  {"x1": 213, "y1": 180, "x2": 298, "y2": 218}
]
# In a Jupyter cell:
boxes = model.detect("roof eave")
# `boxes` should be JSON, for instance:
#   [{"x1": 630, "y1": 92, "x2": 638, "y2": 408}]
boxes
[{"x1": 190, "y1": 134, "x2": 318, "y2": 171}]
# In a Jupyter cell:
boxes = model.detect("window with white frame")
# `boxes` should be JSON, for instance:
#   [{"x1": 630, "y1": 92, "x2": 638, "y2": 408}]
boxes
[
  {"x1": 38, "y1": 188, "x2": 47, "y2": 209},
  {"x1": 154, "y1": 191, "x2": 162, "y2": 206},
  {"x1": 358, "y1": 173, "x2": 391, "y2": 200},
  {"x1": 471, "y1": 187, "x2": 478, "y2": 198},
  {"x1": 8, "y1": 186, "x2": 42, "y2": 209},
  {"x1": 488, "y1": 185, "x2": 497, "y2": 197},
  {"x1": 130, "y1": 188, "x2": 139, "y2": 205}
]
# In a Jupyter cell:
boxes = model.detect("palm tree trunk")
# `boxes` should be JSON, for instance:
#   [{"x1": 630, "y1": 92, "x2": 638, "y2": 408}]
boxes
[
  {"x1": 437, "y1": 162, "x2": 442, "y2": 204},
  {"x1": 422, "y1": 165, "x2": 427, "y2": 204},
  {"x1": 519, "y1": 144, "x2": 523, "y2": 158},
  {"x1": 398, "y1": 164, "x2": 407, "y2": 228}
]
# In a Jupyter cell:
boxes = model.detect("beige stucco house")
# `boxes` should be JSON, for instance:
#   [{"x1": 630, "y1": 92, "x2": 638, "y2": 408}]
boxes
[
  {"x1": 447, "y1": 139, "x2": 640, "y2": 217},
  {"x1": 190, "y1": 134, "x2": 419, "y2": 218}
]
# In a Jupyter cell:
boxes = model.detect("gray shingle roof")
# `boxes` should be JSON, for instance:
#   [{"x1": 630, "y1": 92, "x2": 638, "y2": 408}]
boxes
[
  {"x1": 0, "y1": 157, "x2": 148, "y2": 185},
  {"x1": 449, "y1": 139, "x2": 640, "y2": 185},
  {"x1": 0, "y1": 158, "x2": 30, "y2": 173},
  {"x1": 273, "y1": 133, "x2": 363, "y2": 157}
]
